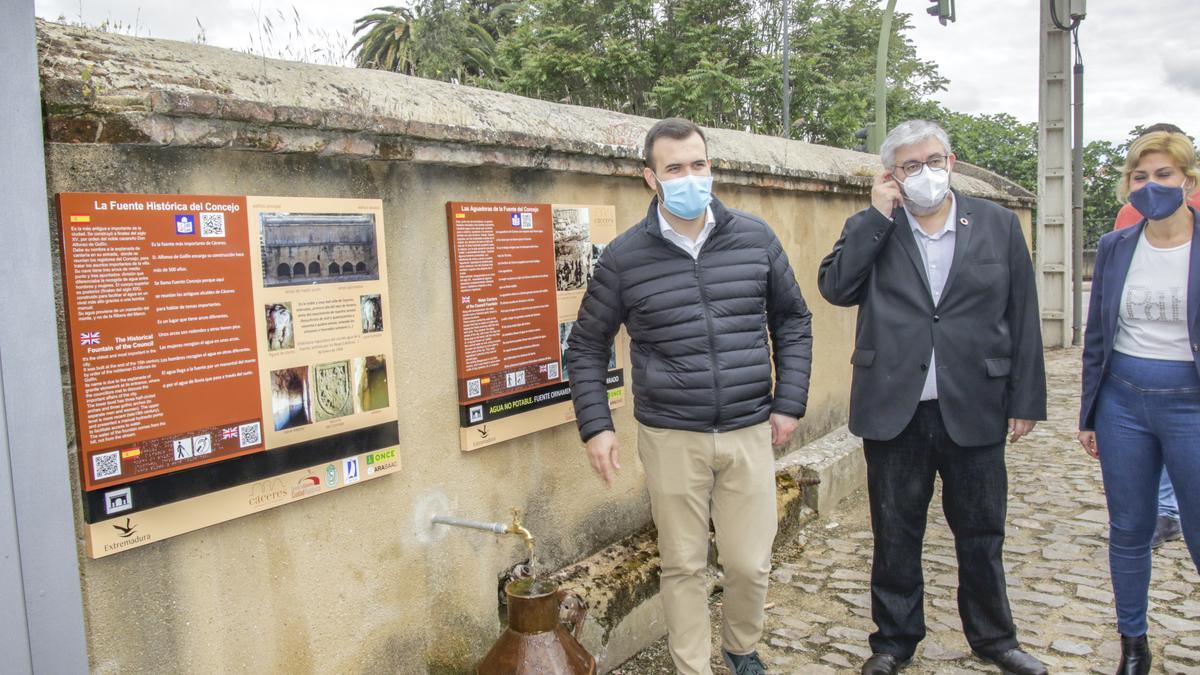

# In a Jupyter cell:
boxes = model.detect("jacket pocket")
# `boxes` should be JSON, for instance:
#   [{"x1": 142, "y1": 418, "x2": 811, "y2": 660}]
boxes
[
  {"x1": 985, "y1": 357, "x2": 1011, "y2": 377},
  {"x1": 850, "y1": 348, "x2": 876, "y2": 367}
]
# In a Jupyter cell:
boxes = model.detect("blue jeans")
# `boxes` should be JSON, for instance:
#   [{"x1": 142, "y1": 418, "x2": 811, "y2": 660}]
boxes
[
  {"x1": 1095, "y1": 353, "x2": 1200, "y2": 636},
  {"x1": 1159, "y1": 470, "x2": 1179, "y2": 519}
]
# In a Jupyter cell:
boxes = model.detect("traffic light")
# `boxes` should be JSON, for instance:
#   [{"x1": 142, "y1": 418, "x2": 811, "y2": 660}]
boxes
[
  {"x1": 854, "y1": 123, "x2": 877, "y2": 154},
  {"x1": 927, "y1": 0, "x2": 955, "y2": 25}
]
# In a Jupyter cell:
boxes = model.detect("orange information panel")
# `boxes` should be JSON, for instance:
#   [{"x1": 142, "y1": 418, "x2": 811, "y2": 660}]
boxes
[
  {"x1": 447, "y1": 202, "x2": 625, "y2": 451},
  {"x1": 57, "y1": 193, "x2": 400, "y2": 557},
  {"x1": 60, "y1": 193, "x2": 261, "y2": 490}
]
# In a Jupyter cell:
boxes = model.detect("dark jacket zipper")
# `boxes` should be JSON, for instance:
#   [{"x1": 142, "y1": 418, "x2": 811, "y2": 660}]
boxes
[{"x1": 693, "y1": 253, "x2": 722, "y2": 429}]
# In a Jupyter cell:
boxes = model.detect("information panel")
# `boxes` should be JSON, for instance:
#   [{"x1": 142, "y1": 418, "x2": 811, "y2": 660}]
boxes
[
  {"x1": 447, "y1": 202, "x2": 624, "y2": 451},
  {"x1": 58, "y1": 193, "x2": 400, "y2": 557}
]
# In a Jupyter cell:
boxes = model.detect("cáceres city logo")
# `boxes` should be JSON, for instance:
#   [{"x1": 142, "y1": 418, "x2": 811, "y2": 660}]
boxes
[{"x1": 248, "y1": 478, "x2": 289, "y2": 508}]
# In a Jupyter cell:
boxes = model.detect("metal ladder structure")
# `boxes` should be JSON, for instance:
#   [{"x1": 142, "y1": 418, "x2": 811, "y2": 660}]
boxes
[{"x1": 1036, "y1": 1, "x2": 1075, "y2": 348}]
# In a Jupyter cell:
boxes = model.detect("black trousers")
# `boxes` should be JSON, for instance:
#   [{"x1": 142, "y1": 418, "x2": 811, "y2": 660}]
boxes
[{"x1": 863, "y1": 400, "x2": 1019, "y2": 660}]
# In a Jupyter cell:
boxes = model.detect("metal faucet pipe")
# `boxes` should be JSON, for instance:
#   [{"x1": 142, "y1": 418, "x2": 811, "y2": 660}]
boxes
[{"x1": 431, "y1": 515, "x2": 509, "y2": 534}]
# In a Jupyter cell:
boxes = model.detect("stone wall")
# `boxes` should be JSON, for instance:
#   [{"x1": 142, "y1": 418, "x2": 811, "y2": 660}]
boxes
[{"x1": 35, "y1": 20, "x2": 1034, "y2": 674}]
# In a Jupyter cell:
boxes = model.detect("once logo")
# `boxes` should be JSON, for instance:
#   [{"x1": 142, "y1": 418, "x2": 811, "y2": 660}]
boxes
[{"x1": 365, "y1": 449, "x2": 396, "y2": 465}]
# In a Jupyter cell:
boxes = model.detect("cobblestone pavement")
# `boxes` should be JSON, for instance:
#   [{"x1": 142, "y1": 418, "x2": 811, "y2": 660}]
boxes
[{"x1": 613, "y1": 347, "x2": 1200, "y2": 674}]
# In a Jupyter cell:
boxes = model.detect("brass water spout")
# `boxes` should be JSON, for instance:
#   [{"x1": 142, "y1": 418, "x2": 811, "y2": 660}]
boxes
[{"x1": 505, "y1": 508, "x2": 535, "y2": 549}]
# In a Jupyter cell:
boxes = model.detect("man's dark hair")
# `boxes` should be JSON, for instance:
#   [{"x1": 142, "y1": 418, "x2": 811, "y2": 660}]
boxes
[
  {"x1": 1144, "y1": 122, "x2": 1185, "y2": 135},
  {"x1": 643, "y1": 118, "x2": 707, "y2": 170}
]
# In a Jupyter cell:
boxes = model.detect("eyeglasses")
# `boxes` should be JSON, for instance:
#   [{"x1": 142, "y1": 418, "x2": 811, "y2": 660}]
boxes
[{"x1": 894, "y1": 155, "x2": 948, "y2": 177}]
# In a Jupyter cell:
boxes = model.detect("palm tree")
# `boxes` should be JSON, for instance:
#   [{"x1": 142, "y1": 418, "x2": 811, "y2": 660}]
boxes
[{"x1": 350, "y1": 6, "x2": 417, "y2": 74}]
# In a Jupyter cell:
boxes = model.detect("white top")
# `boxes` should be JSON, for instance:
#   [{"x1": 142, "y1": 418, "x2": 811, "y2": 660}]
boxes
[
  {"x1": 657, "y1": 206, "x2": 716, "y2": 259},
  {"x1": 904, "y1": 194, "x2": 958, "y2": 400},
  {"x1": 1114, "y1": 230, "x2": 1193, "y2": 361}
]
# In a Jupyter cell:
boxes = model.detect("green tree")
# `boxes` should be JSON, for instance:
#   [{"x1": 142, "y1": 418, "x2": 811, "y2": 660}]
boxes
[
  {"x1": 781, "y1": 0, "x2": 947, "y2": 147},
  {"x1": 352, "y1": 2, "x2": 503, "y2": 81},
  {"x1": 351, "y1": 5, "x2": 418, "y2": 73},
  {"x1": 645, "y1": 0, "x2": 761, "y2": 128},
  {"x1": 935, "y1": 111, "x2": 1038, "y2": 193},
  {"x1": 491, "y1": 0, "x2": 659, "y2": 113},
  {"x1": 482, "y1": 0, "x2": 947, "y2": 136},
  {"x1": 1082, "y1": 139, "x2": 1124, "y2": 248}
]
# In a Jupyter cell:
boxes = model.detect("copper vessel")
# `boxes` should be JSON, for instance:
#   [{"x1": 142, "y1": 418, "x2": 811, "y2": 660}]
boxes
[{"x1": 477, "y1": 578, "x2": 596, "y2": 675}]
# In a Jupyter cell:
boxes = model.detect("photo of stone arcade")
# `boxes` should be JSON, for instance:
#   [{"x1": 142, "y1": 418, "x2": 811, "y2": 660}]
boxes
[{"x1": 260, "y1": 213, "x2": 379, "y2": 287}]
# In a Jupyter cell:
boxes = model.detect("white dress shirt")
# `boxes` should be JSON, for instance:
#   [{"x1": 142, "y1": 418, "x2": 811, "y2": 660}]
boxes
[
  {"x1": 904, "y1": 194, "x2": 958, "y2": 400},
  {"x1": 657, "y1": 206, "x2": 716, "y2": 259}
]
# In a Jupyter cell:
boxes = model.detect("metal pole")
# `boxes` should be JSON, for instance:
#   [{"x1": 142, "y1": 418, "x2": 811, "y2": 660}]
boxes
[
  {"x1": 871, "y1": 0, "x2": 898, "y2": 153},
  {"x1": 1071, "y1": 60, "x2": 1084, "y2": 346},
  {"x1": 782, "y1": 0, "x2": 790, "y2": 137},
  {"x1": 0, "y1": 2, "x2": 89, "y2": 672}
]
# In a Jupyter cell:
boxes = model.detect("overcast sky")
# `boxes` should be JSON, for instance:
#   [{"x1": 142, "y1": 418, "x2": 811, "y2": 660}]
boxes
[{"x1": 34, "y1": 0, "x2": 1200, "y2": 145}]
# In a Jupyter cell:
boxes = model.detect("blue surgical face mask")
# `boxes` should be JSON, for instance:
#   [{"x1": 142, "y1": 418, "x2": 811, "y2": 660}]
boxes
[
  {"x1": 1129, "y1": 180, "x2": 1187, "y2": 221},
  {"x1": 655, "y1": 173, "x2": 713, "y2": 220}
]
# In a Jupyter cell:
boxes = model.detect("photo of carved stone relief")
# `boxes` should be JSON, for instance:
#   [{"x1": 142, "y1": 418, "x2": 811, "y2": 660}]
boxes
[
  {"x1": 260, "y1": 213, "x2": 379, "y2": 288},
  {"x1": 553, "y1": 207, "x2": 592, "y2": 291},
  {"x1": 589, "y1": 243, "x2": 607, "y2": 279},
  {"x1": 351, "y1": 355, "x2": 390, "y2": 412},
  {"x1": 265, "y1": 302, "x2": 294, "y2": 351},
  {"x1": 360, "y1": 294, "x2": 383, "y2": 333},
  {"x1": 313, "y1": 360, "x2": 355, "y2": 422},
  {"x1": 271, "y1": 366, "x2": 312, "y2": 431}
]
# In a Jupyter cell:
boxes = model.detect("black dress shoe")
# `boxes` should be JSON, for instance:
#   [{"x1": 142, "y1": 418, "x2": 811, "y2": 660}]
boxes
[
  {"x1": 1151, "y1": 515, "x2": 1182, "y2": 549},
  {"x1": 973, "y1": 647, "x2": 1048, "y2": 675},
  {"x1": 861, "y1": 653, "x2": 910, "y2": 675},
  {"x1": 1116, "y1": 634, "x2": 1151, "y2": 675}
]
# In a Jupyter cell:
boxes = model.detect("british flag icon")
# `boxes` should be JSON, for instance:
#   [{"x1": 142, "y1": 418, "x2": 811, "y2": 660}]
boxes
[{"x1": 80, "y1": 331, "x2": 101, "y2": 345}]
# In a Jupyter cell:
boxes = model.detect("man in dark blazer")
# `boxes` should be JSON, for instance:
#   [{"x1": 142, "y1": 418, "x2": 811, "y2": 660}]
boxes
[{"x1": 818, "y1": 120, "x2": 1047, "y2": 675}]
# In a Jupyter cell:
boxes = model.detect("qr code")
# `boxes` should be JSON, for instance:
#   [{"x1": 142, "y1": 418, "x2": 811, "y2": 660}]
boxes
[
  {"x1": 92, "y1": 450, "x2": 121, "y2": 480},
  {"x1": 199, "y1": 212, "x2": 226, "y2": 238},
  {"x1": 239, "y1": 421, "x2": 262, "y2": 448},
  {"x1": 466, "y1": 378, "x2": 481, "y2": 398},
  {"x1": 547, "y1": 362, "x2": 560, "y2": 380}
]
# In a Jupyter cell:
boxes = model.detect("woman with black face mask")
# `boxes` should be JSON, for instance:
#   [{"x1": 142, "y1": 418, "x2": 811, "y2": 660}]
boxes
[{"x1": 1078, "y1": 130, "x2": 1200, "y2": 675}]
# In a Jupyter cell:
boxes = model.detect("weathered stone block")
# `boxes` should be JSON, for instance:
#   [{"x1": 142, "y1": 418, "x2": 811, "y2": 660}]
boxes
[{"x1": 45, "y1": 115, "x2": 100, "y2": 143}]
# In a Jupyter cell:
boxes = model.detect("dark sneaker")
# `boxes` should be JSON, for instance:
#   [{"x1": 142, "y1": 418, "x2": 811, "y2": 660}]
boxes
[
  {"x1": 722, "y1": 648, "x2": 768, "y2": 675},
  {"x1": 1151, "y1": 516, "x2": 1182, "y2": 549}
]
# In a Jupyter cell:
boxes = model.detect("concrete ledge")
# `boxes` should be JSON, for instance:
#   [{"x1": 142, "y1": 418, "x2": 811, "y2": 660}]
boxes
[
  {"x1": 776, "y1": 425, "x2": 865, "y2": 516},
  {"x1": 539, "y1": 425, "x2": 864, "y2": 672}
]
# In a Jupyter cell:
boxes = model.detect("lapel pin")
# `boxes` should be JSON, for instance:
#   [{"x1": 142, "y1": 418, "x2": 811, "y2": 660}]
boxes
[{"x1": 959, "y1": 217, "x2": 969, "y2": 226}]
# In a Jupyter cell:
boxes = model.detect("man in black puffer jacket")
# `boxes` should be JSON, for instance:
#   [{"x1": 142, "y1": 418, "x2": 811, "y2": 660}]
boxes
[{"x1": 566, "y1": 118, "x2": 813, "y2": 675}]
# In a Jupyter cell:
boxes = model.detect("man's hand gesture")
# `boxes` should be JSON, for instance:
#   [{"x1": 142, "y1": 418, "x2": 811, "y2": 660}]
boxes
[
  {"x1": 585, "y1": 430, "x2": 621, "y2": 487},
  {"x1": 871, "y1": 171, "x2": 903, "y2": 217},
  {"x1": 770, "y1": 413, "x2": 800, "y2": 447}
]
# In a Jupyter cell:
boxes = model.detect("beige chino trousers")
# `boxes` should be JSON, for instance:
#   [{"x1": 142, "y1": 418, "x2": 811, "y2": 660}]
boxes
[{"x1": 637, "y1": 421, "x2": 778, "y2": 675}]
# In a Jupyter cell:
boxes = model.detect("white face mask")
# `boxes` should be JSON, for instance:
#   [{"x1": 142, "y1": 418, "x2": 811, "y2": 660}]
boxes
[{"x1": 901, "y1": 167, "x2": 951, "y2": 211}]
